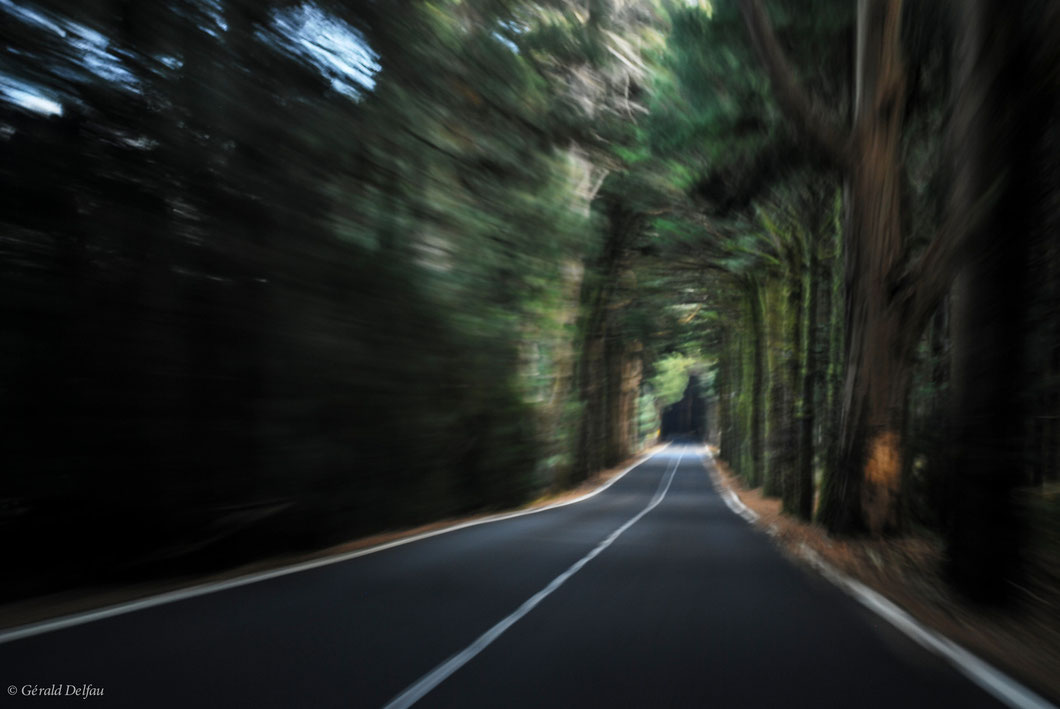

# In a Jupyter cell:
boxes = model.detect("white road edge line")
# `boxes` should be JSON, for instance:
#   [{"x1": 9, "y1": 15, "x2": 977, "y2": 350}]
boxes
[
  {"x1": 702, "y1": 448, "x2": 1054, "y2": 709},
  {"x1": 797, "y1": 544, "x2": 1056, "y2": 709},
  {"x1": 0, "y1": 444, "x2": 672, "y2": 645},
  {"x1": 703, "y1": 448, "x2": 758, "y2": 523},
  {"x1": 381, "y1": 448, "x2": 688, "y2": 709}
]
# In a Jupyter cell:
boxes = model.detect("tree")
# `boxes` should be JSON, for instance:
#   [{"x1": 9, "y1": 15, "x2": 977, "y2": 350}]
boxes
[{"x1": 742, "y1": 0, "x2": 966, "y2": 534}]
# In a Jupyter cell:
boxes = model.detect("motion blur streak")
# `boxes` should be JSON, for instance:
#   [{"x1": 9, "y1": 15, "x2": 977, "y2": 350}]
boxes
[{"x1": 1, "y1": 0, "x2": 1060, "y2": 704}]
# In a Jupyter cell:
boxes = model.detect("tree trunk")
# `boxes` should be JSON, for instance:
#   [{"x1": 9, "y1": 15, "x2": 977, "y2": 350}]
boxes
[
  {"x1": 818, "y1": 218, "x2": 843, "y2": 523},
  {"x1": 796, "y1": 232, "x2": 819, "y2": 521},
  {"x1": 718, "y1": 333, "x2": 734, "y2": 459},
  {"x1": 574, "y1": 328, "x2": 606, "y2": 482},
  {"x1": 749, "y1": 280, "x2": 766, "y2": 487},
  {"x1": 781, "y1": 259, "x2": 804, "y2": 513},
  {"x1": 822, "y1": 0, "x2": 908, "y2": 535},
  {"x1": 738, "y1": 322, "x2": 755, "y2": 479},
  {"x1": 764, "y1": 283, "x2": 784, "y2": 498},
  {"x1": 604, "y1": 341, "x2": 641, "y2": 465},
  {"x1": 604, "y1": 330, "x2": 623, "y2": 467},
  {"x1": 946, "y1": 0, "x2": 1036, "y2": 602},
  {"x1": 573, "y1": 200, "x2": 637, "y2": 482},
  {"x1": 743, "y1": 0, "x2": 917, "y2": 534}
]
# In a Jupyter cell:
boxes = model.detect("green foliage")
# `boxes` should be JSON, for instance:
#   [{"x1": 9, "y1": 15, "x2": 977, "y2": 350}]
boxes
[
  {"x1": 650, "y1": 353, "x2": 703, "y2": 407},
  {"x1": 5, "y1": 0, "x2": 1054, "y2": 608},
  {"x1": 0, "y1": 0, "x2": 617, "y2": 599}
]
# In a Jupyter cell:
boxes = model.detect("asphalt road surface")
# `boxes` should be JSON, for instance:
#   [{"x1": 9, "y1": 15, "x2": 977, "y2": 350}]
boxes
[{"x1": 1, "y1": 443, "x2": 1008, "y2": 708}]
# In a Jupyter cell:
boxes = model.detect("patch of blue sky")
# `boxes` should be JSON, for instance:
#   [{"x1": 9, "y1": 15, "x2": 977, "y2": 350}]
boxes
[
  {"x1": 497, "y1": 19, "x2": 528, "y2": 35},
  {"x1": 271, "y1": 3, "x2": 380, "y2": 98},
  {"x1": 66, "y1": 24, "x2": 140, "y2": 88},
  {"x1": 0, "y1": 74, "x2": 62, "y2": 115},
  {"x1": 492, "y1": 31, "x2": 519, "y2": 54},
  {"x1": 157, "y1": 55, "x2": 183, "y2": 71},
  {"x1": 0, "y1": 0, "x2": 66, "y2": 37},
  {"x1": 197, "y1": 0, "x2": 228, "y2": 38},
  {"x1": 1, "y1": 0, "x2": 140, "y2": 95}
]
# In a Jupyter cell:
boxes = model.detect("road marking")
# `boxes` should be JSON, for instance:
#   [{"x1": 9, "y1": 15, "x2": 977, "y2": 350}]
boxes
[
  {"x1": 381, "y1": 447, "x2": 688, "y2": 709},
  {"x1": 797, "y1": 545, "x2": 1056, "y2": 709},
  {"x1": 702, "y1": 449, "x2": 758, "y2": 522},
  {"x1": 702, "y1": 449, "x2": 1054, "y2": 709},
  {"x1": 0, "y1": 445, "x2": 670, "y2": 645}
]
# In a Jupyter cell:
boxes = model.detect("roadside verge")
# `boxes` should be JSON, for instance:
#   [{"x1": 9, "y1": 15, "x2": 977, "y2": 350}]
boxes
[
  {"x1": 704, "y1": 449, "x2": 1058, "y2": 709},
  {"x1": 0, "y1": 443, "x2": 667, "y2": 642}
]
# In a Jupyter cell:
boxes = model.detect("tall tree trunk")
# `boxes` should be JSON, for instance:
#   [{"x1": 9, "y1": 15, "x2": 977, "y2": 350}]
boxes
[
  {"x1": 796, "y1": 232, "x2": 819, "y2": 521},
  {"x1": 603, "y1": 338, "x2": 640, "y2": 465},
  {"x1": 718, "y1": 333, "x2": 734, "y2": 459},
  {"x1": 781, "y1": 259, "x2": 804, "y2": 513},
  {"x1": 744, "y1": 0, "x2": 915, "y2": 534},
  {"x1": 624, "y1": 349, "x2": 643, "y2": 452},
  {"x1": 739, "y1": 327, "x2": 753, "y2": 476},
  {"x1": 825, "y1": 0, "x2": 908, "y2": 535},
  {"x1": 603, "y1": 330, "x2": 623, "y2": 467},
  {"x1": 817, "y1": 218, "x2": 843, "y2": 522},
  {"x1": 764, "y1": 283, "x2": 784, "y2": 498},
  {"x1": 573, "y1": 200, "x2": 637, "y2": 482},
  {"x1": 574, "y1": 321, "x2": 607, "y2": 483},
  {"x1": 749, "y1": 279, "x2": 766, "y2": 487},
  {"x1": 946, "y1": 0, "x2": 1036, "y2": 602}
]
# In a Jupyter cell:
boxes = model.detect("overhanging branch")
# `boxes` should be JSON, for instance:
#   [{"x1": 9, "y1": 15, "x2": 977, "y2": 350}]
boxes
[
  {"x1": 892, "y1": 179, "x2": 1001, "y2": 339},
  {"x1": 740, "y1": 0, "x2": 852, "y2": 173}
]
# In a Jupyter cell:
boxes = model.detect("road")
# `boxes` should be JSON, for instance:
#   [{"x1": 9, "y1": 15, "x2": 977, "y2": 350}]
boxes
[{"x1": 1, "y1": 443, "x2": 1008, "y2": 708}]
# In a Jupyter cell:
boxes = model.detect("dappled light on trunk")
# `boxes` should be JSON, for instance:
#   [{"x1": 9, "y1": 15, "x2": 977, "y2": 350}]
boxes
[{"x1": 862, "y1": 430, "x2": 901, "y2": 535}]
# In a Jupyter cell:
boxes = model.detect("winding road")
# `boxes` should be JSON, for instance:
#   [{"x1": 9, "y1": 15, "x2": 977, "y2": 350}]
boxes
[{"x1": 1, "y1": 443, "x2": 1011, "y2": 707}]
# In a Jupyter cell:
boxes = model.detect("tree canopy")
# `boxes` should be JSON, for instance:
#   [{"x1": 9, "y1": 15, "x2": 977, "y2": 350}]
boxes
[{"x1": 2, "y1": 0, "x2": 1058, "y2": 606}]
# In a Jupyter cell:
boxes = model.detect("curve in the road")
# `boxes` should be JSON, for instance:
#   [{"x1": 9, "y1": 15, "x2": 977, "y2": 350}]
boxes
[
  {"x1": 0, "y1": 443, "x2": 1046, "y2": 709},
  {"x1": 382, "y1": 449, "x2": 686, "y2": 709}
]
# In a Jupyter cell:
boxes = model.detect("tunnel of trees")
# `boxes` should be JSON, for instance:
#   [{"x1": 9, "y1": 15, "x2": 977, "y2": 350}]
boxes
[
  {"x1": 659, "y1": 375, "x2": 707, "y2": 440},
  {"x1": 2, "y1": 0, "x2": 1059, "y2": 606}
]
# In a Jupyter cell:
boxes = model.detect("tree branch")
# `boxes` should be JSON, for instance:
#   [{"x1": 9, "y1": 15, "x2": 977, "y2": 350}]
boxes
[
  {"x1": 740, "y1": 0, "x2": 852, "y2": 172},
  {"x1": 893, "y1": 0, "x2": 1015, "y2": 342},
  {"x1": 892, "y1": 178, "x2": 1001, "y2": 340}
]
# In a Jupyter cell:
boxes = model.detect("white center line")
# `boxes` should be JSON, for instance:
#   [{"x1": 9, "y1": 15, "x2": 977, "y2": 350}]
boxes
[{"x1": 380, "y1": 447, "x2": 689, "y2": 709}]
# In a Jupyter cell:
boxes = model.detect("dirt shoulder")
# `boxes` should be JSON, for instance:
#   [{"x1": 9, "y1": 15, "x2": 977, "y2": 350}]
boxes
[
  {"x1": 0, "y1": 445, "x2": 665, "y2": 633},
  {"x1": 708, "y1": 452, "x2": 1060, "y2": 705}
]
